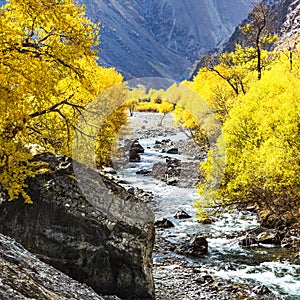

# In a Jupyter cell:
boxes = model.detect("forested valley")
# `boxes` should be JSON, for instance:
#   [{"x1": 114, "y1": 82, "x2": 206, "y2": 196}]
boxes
[{"x1": 0, "y1": 0, "x2": 299, "y2": 299}]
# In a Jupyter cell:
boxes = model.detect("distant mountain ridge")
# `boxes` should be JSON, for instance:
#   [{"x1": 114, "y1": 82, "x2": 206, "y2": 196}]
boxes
[
  {"x1": 189, "y1": 0, "x2": 300, "y2": 79},
  {"x1": 79, "y1": 0, "x2": 253, "y2": 79}
]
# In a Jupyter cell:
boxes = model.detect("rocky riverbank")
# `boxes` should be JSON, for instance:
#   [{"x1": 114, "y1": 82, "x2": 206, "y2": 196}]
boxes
[{"x1": 112, "y1": 112, "x2": 300, "y2": 299}]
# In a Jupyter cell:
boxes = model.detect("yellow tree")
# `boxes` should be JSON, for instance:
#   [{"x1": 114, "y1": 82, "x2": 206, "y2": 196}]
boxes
[
  {"x1": 239, "y1": 2, "x2": 278, "y2": 80},
  {"x1": 124, "y1": 86, "x2": 147, "y2": 116},
  {"x1": 0, "y1": 0, "x2": 125, "y2": 202},
  {"x1": 210, "y1": 53, "x2": 300, "y2": 226}
]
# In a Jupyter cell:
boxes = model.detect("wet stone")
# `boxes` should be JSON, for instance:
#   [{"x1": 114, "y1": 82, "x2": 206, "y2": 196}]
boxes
[
  {"x1": 253, "y1": 285, "x2": 273, "y2": 295},
  {"x1": 155, "y1": 218, "x2": 175, "y2": 228},
  {"x1": 195, "y1": 275, "x2": 214, "y2": 284},
  {"x1": 174, "y1": 209, "x2": 192, "y2": 219},
  {"x1": 257, "y1": 229, "x2": 283, "y2": 245},
  {"x1": 103, "y1": 167, "x2": 117, "y2": 174},
  {"x1": 166, "y1": 147, "x2": 179, "y2": 154},
  {"x1": 198, "y1": 217, "x2": 214, "y2": 224},
  {"x1": 238, "y1": 234, "x2": 258, "y2": 247},
  {"x1": 129, "y1": 149, "x2": 141, "y2": 162},
  {"x1": 131, "y1": 139, "x2": 145, "y2": 153},
  {"x1": 176, "y1": 236, "x2": 208, "y2": 257},
  {"x1": 136, "y1": 168, "x2": 152, "y2": 175}
]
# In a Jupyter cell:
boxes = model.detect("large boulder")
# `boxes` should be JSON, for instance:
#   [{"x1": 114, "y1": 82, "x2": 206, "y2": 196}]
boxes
[
  {"x1": 0, "y1": 153, "x2": 155, "y2": 299},
  {"x1": 0, "y1": 233, "x2": 106, "y2": 300},
  {"x1": 129, "y1": 149, "x2": 141, "y2": 162}
]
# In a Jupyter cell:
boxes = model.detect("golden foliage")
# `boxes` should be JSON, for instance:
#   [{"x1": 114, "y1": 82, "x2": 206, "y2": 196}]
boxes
[
  {"x1": 191, "y1": 44, "x2": 300, "y2": 225},
  {"x1": 0, "y1": 0, "x2": 126, "y2": 202}
]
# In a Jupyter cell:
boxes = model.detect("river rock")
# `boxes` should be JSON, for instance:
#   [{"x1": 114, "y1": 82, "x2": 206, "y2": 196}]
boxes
[
  {"x1": 155, "y1": 218, "x2": 175, "y2": 228},
  {"x1": 252, "y1": 285, "x2": 272, "y2": 295},
  {"x1": 129, "y1": 149, "x2": 141, "y2": 162},
  {"x1": 0, "y1": 152, "x2": 155, "y2": 300},
  {"x1": 103, "y1": 167, "x2": 117, "y2": 174},
  {"x1": 152, "y1": 157, "x2": 181, "y2": 186},
  {"x1": 151, "y1": 162, "x2": 166, "y2": 180},
  {"x1": 198, "y1": 217, "x2": 214, "y2": 224},
  {"x1": 166, "y1": 177, "x2": 178, "y2": 186},
  {"x1": 136, "y1": 168, "x2": 152, "y2": 175},
  {"x1": 176, "y1": 236, "x2": 208, "y2": 257},
  {"x1": 281, "y1": 235, "x2": 300, "y2": 249},
  {"x1": 174, "y1": 209, "x2": 192, "y2": 219},
  {"x1": 0, "y1": 233, "x2": 105, "y2": 300},
  {"x1": 153, "y1": 140, "x2": 162, "y2": 148},
  {"x1": 152, "y1": 155, "x2": 200, "y2": 188},
  {"x1": 195, "y1": 274, "x2": 214, "y2": 284},
  {"x1": 153, "y1": 139, "x2": 175, "y2": 153},
  {"x1": 257, "y1": 229, "x2": 283, "y2": 245},
  {"x1": 131, "y1": 139, "x2": 145, "y2": 153},
  {"x1": 166, "y1": 147, "x2": 179, "y2": 154},
  {"x1": 238, "y1": 234, "x2": 258, "y2": 247}
]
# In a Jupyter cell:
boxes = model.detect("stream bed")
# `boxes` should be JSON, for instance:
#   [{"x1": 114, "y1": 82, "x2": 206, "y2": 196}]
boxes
[{"x1": 110, "y1": 113, "x2": 300, "y2": 299}]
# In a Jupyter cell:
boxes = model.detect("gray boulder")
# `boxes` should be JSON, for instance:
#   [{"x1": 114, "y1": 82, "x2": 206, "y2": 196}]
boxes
[
  {"x1": 131, "y1": 140, "x2": 145, "y2": 153},
  {"x1": 154, "y1": 218, "x2": 175, "y2": 229},
  {"x1": 0, "y1": 153, "x2": 155, "y2": 299},
  {"x1": 128, "y1": 140, "x2": 144, "y2": 162},
  {"x1": 174, "y1": 209, "x2": 191, "y2": 219},
  {"x1": 0, "y1": 233, "x2": 105, "y2": 300},
  {"x1": 166, "y1": 148, "x2": 179, "y2": 154},
  {"x1": 176, "y1": 236, "x2": 208, "y2": 257},
  {"x1": 129, "y1": 149, "x2": 141, "y2": 162}
]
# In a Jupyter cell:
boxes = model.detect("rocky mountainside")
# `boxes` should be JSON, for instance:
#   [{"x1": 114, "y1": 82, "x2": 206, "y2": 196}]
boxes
[
  {"x1": 1, "y1": 1, "x2": 299, "y2": 79},
  {"x1": 275, "y1": 0, "x2": 300, "y2": 44},
  {"x1": 189, "y1": 0, "x2": 300, "y2": 78},
  {"x1": 78, "y1": 0, "x2": 252, "y2": 79},
  {"x1": 224, "y1": 0, "x2": 300, "y2": 52}
]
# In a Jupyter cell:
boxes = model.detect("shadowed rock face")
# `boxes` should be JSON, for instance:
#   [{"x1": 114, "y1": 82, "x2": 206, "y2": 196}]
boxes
[
  {"x1": 0, "y1": 153, "x2": 155, "y2": 300},
  {"x1": 0, "y1": 233, "x2": 105, "y2": 300}
]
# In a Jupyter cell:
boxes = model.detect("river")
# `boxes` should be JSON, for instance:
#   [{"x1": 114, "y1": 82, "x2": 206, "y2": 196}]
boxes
[{"x1": 110, "y1": 112, "x2": 300, "y2": 299}]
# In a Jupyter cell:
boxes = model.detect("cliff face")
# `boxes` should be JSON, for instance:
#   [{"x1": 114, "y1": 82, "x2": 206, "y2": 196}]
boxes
[{"x1": 276, "y1": 0, "x2": 300, "y2": 43}]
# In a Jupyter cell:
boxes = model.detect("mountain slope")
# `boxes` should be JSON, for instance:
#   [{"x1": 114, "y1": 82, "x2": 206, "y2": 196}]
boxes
[
  {"x1": 276, "y1": 0, "x2": 300, "y2": 44},
  {"x1": 79, "y1": 0, "x2": 253, "y2": 79},
  {"x1": 224, "y1": 0, "x2": 300, "y2": 52}
]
